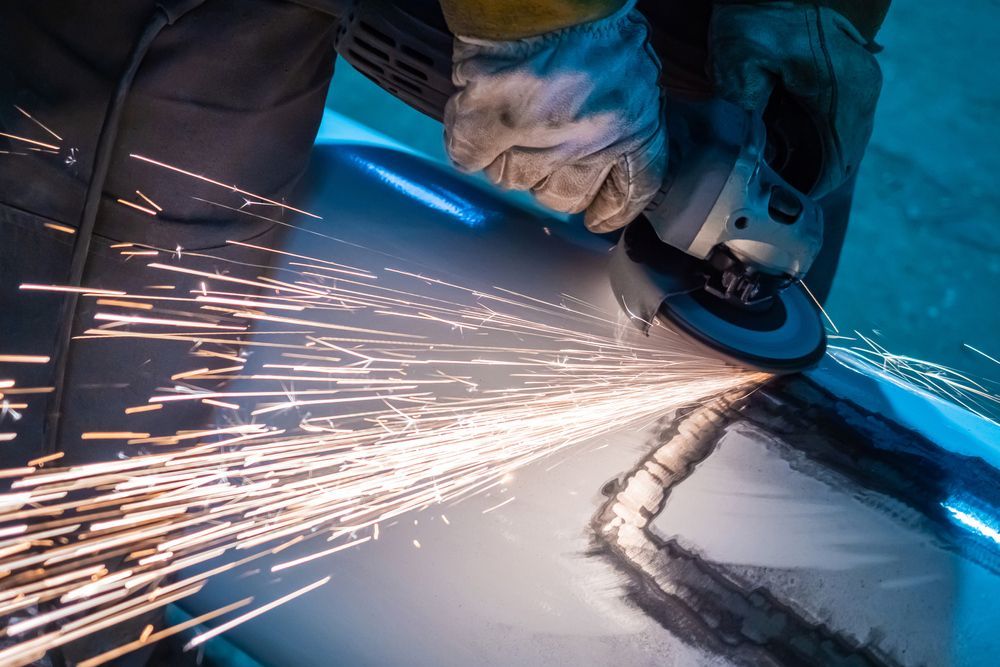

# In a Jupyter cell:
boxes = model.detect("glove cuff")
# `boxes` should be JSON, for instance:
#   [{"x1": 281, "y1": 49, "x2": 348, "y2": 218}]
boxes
[
  {"x1": 441, "y1": 0, "x2": 631, "y2": 41},
  {"x1": 454, "y1": 0, "x2": 638, "y2": 55}
]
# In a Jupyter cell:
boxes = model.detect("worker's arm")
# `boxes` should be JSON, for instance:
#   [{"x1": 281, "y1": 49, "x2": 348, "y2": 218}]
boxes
[
  {"x1": 715, "y1": 1, "x2": 890, "y2": 44},
  {"x1": 709, "y1": 2, "x2": 889, "y2": 197}
]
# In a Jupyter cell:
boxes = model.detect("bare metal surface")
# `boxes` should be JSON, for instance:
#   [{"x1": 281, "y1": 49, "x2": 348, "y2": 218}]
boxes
[{"x1": 172, "y1": 142, "x2": 1000, "y2": 666}]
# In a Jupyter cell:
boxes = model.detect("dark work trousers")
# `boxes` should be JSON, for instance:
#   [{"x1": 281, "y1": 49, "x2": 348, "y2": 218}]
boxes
[
  {"x1": 0, "y1": 2, "x2": 340, "y2": 664},
  {"x1": 0, "y1": 1, "x2": 339, "y2": 465}
]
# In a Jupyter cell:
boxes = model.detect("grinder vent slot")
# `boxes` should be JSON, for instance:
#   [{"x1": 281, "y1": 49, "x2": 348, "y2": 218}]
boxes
[{"x1": 335, "y1": 0, "x2": 457, "y2": 121}]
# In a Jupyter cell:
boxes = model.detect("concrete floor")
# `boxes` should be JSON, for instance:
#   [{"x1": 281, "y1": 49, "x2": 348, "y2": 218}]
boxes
[{"x1": 324, "y1": 0, "x2": 999, "y2": 380}]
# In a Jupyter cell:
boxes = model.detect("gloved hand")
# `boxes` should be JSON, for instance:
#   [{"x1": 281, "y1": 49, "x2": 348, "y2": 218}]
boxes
[
  {"x1": 444, "y1": 2, "x2": 667, "y2": 233},
  {"x1": 710, "y1": 2, "x2": 883, "y2": 197}
]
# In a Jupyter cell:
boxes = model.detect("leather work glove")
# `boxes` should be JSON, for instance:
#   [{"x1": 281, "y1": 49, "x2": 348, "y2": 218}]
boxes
[
  {"x1": 444, "y1": 1, "x2": 667, "y2": 233},
  {"x1": 710, "y1": 2, "x2": 883, "y2": 197}
]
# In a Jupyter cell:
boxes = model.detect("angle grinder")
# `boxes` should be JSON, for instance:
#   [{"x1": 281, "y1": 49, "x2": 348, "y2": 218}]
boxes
[{"x1": 333, "y1": 0, "x2": 828, "y2": 373}]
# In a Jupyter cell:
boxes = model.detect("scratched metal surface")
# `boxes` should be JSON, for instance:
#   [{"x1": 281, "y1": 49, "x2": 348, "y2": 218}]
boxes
[{"x1": 178, "y1": 138, "x2": 1000, "y2": 666}]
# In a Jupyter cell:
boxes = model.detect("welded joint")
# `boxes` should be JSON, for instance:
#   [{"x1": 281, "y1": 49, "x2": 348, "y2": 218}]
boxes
[
  {"x1": 596, "y1": 389, "x2": 747, "y2": 557},
  {"x1": 590, "y1": 387, "x2": 900, "y2": 666}
]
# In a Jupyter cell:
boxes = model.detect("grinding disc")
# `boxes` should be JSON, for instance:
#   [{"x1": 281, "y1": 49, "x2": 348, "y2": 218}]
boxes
[
  {"x1": 609, "y1": 221, "x2": 826, "y2": 374},
  {"x1": 656, "y1": 283, "x2": 826, "y2": 373}
]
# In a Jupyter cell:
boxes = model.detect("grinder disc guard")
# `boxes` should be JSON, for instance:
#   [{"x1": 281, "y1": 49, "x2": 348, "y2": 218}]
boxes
[{"x1": 610, "y1": 218, "x2": 826, "y2": 373}]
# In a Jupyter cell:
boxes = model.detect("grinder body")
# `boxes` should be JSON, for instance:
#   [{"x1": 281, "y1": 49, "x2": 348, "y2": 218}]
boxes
[{"x1": 611, "y1": 96, "x2": 828, "y2": 372}]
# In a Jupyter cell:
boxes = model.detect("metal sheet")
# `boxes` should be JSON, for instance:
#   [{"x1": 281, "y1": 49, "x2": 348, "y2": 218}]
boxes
[{"x1": 177, "y1": 141, "x2": 1000, "y2": 667}]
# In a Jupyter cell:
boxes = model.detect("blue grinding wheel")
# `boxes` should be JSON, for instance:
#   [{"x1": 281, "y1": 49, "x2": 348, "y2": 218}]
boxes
[
  {"x1": 609, "y1": 221, "x2": 827, "y2": 374},
  {"x1": 656, "y1": 282, "x2": 827, "y2": 373}
]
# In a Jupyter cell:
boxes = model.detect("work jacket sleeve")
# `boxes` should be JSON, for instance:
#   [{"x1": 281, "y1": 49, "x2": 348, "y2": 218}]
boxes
[
  {"x1": 438, "y1": 0, "x2": 628, "y2": 39},
  {"x1": 714, "y1": 0, "x2": 891, "y2": 43},
  {"x1": 439, "y1": 0, "x2": 890, "y2": 43}
]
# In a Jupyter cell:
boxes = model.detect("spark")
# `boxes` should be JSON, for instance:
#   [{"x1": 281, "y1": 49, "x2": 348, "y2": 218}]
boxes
[
  {"x1": 96, "y1": 299, "x2": 154, "y2": 310},
  {"x1": 129, "y1": 154, "x2": 321, "y2": 219},
  {"x1": 0, "y1": 386, "x2": 53, "y2": 396},
  {"x1": 43, "y1": 222, "x2": 76, "y2": 235},
  {"x1": 124, "y1": 404, "x2": 163, "y2": 415},
  {"x1": 965, "y1": 343, "x2": 1000, "y2": 367},
  {"x1": 0, "y1": 355, "x2": 50, "y2": 364},
  {"x1": 831, "y1": 334, "x2": 1000, "y2": 424},
  {"x1": 20, "y1": 284, "x2": 126, "y2": 296},
  {"x1": 195, "y1": 295, "x2": 306, "y2": 311},
  {"x1": 80, "y1": 432, "x2": 151, "y2": 440},
  {"x1": 116, "y1": 198, "x2": 158, "y2": 216},
  {"x1": 1, "y1": 402, "x2": 26, "y2": 421},
  {"x1": 801, "y1": 281, "x2": 839, "y2": 334},
  {"x1": 170, "y1": 368, "x2": 211, "y2": 381},
  {"x1": 26, "y1": 452, "x2": 64, "y2": 467},
  {"x1": 0, "y1": 239, "x2": 768, "y2": 663},
  {"x1": 93, "y1": 313, "x2": 247, "y2": 331},
  {"x1": 270, "y1": 536, "x2": 371, "y2": 572},
  {"x1": 481, "y1": 496, "x2": 516, "y2": 514},
  {"x1": 13, "y1": 105, "x2": 63, "y2": 141},
  {"x1": 183, "y1": 576, "x2": 330, "y2": 651},
  {"x1": 135, "y1": 190, "x2": 163, "y2": 212},
  {"x1": 0, "y1": 131, "x2": 60, "y2": 151}
]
